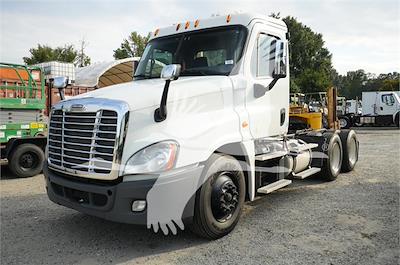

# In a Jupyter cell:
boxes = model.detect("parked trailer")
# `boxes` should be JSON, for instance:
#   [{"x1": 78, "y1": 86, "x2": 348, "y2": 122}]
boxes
[
  {"x1": 339, "y1": 91, "x2": 400, "y2": 128},
  {"x1": 0, "y1": 63, "x2": 47, "y2": 177},
  {"x1": 44, "y1": 13, "x2": 359, "y2": 239}
]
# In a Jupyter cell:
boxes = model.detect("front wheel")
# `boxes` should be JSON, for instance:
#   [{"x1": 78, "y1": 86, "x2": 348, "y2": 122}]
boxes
[
  {"x1": 339, "y1": 116, "x2": 350, "y2": 129},
  {"x1": 8, "y1": 143, "x2": 44, "y2": 178},
  {"x1": 190, "y1": 154, "x2": 245, "y2": 239}
]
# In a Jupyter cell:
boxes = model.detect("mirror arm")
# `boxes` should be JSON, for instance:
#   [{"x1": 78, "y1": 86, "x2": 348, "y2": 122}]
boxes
[
  {"x1": 268, "y1": 77, "x2": 279, "y2": 90},
  {"x1": 58, "y1": 87, "x2": 65, "y2": 100},
  {"x1": 154, "y1": 79, "x2": 171, "y2": 122}
]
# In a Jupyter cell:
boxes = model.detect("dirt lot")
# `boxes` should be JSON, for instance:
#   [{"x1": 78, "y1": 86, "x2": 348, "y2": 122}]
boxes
[{"x1": 1, "y1": 129, "x2": 399, "y2": 265}]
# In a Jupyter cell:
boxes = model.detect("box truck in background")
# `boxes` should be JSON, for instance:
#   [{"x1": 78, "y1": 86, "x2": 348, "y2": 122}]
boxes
[{"x1": 339, "y1": 91, "x2": 400, "y2": 128}]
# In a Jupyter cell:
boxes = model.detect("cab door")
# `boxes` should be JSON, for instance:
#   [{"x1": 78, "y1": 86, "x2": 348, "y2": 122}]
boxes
[
  {"x1": 244, "y1": 23, "x2": 289, "y2": 139},
  {"x1": 378, "y1": 93, "x2": 396, "y2": 116}
]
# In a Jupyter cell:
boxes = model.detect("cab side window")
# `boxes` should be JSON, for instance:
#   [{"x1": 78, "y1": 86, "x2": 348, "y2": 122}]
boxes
[
  {"x1": 382, "y1": 94, "x2": 395, "y2": 106},
  {"x1": 251, "y1": 34, "x2": 279, "y2": 78}
]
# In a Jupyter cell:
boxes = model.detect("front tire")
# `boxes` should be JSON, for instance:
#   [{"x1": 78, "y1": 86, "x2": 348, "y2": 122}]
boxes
[
  {"x1": 8, "y1": 143, "x2": 44, "y2": 178},
  {"x1": 339, "y1": 116, "x2": 350, "y2": 129},
  {"x1": 191, "y1": 154, "x2": 245, "y2": 239}
]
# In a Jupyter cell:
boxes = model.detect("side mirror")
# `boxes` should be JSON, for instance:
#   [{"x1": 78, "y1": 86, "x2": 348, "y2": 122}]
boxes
[
  {"x1": 53, "y1": 76, "x2": 69, "y2": 89},
  {"x1": 161, "y1": 64, "x2": 181, "y2": 81},
  {"x1": 272, "y1": 40, "x2": 287, "y2": 79},
  {"x1": 154, "y1": 64, "x2": 181, "y2": 122},
  {"x1": 52, "y1": 76, "x2": 68, "y2": 100}
]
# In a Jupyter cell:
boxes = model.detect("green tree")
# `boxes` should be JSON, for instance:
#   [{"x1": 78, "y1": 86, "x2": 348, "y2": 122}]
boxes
[
  {"x1": 113, "y1": 32, "x2": 150, "y2": 59},
  {"x1": 23, "y1": 44, "x2": 90, "y2": 66},
  {"x1": 270, "y1": 13, "x2": 334, "y2": 93}
]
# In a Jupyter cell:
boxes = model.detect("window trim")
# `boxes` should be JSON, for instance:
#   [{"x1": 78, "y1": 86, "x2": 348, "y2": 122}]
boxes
[{"x1": 255, "y1": 32, "x2": 281, "y2": 79}]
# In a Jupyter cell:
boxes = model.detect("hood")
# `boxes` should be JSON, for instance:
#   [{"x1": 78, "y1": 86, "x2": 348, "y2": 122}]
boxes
[{"x1": 71, "y1": 76, "x2": 232, "y2": 111}]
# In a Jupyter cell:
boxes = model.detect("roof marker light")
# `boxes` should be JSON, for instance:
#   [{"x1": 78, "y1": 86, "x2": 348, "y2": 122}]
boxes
[
  {"x1": 154, "y1": 28, "x2": 160, "y2": 36},
  {"x1": 226, "y1": 14, "x2": 231, "y2": 23},
  {"x1": 194, "y1": 19, "x2": 200, "y2": 28},
  {"x1": 176, "y1": 23, "x2": 181, "y2": 31},
  {"x1": 185, "y1": 21, "x2": 190, "y2": 29}
]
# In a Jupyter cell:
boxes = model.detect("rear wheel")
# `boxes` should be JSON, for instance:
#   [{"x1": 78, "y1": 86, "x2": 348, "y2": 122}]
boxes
[
  {"x1": 8, "y1": 143, "x2": 44, "y2": 178},
  {"x1": 190, "y1": 154, "x2": 245, "y2": 239},
  {"x1": 339, "y1": 130, "x2": 359, "y2": 172},
  {"x1": 321, "y1": 133, "x2": 343, "y2": 181}
]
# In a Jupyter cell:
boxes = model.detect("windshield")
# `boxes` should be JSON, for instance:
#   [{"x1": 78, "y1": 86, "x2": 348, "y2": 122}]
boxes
[{"x1": 134, "y1": 26, "x2": 247, "y2": 79}]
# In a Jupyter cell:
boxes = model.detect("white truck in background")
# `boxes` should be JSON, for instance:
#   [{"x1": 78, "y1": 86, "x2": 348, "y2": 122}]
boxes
[
  {"x1": 44, "y1": 13, "x2": 359, "y2": 239},
  {"x1": 339, "y1": 91, "x2": 400, "y2": 128}
]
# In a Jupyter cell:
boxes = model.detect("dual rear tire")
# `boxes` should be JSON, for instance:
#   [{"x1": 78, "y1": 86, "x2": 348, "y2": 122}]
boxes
[{"x1": 321, "y1": 130, "x2": 358, "y2": 181}]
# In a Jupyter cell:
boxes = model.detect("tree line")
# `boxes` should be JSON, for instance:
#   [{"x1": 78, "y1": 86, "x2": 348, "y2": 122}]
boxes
[{"x1": 22, "y1": 15, "x2": 398, "y2": 99}]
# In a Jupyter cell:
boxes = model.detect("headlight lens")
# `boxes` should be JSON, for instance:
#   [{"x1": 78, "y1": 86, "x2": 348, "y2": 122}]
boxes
[{"x1": 123, "y1": 141, "x2": 178, "y2": 175}]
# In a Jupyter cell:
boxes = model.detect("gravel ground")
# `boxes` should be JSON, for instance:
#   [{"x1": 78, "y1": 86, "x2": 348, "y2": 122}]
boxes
[{"x1": 1, "y1": 129, "x2": 399, "y2": 265}]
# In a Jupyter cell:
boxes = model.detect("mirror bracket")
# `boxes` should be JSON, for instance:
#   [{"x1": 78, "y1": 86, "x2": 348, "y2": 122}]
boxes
[{"x1": 154, "y1": 64, "x2": 181, "y2": 122}]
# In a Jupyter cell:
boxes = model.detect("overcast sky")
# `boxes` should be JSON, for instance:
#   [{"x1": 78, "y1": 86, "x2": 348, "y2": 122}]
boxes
[{"x1": 1, "y1": 0, "x2": 399, "y2": 75}]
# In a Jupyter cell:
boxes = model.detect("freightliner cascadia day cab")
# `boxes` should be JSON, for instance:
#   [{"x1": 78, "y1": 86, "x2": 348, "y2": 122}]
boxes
[{"x1": 45, "y1": 13, "x2": 359, "y2": 239}]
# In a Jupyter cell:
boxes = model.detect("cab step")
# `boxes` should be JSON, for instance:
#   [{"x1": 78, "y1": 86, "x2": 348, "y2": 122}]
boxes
[
  {"x1": 257, "y1": 179, "x2": 292, "y2": 194},
  {"x1": 255, "y1": 150, "x2": 288, "y2": 161},
  {"x1": 289, "y1": 143, "x2": 318, "y2": 153},
  {"x1": 292, "y1": 167, "x2": 321, "y2": 179}
]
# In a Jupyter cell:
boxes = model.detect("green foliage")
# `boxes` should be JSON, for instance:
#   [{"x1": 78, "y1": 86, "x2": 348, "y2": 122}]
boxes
[
  {"x1": 336, "y1": 70, "x2": 399, "y2": 98},
  {"x1": 282, "y1": 16, "x2": 334, "y2": 93},
  {"x1": 23, "y1": 44, "x2": 79, "y2": 65},
  {"x1": 113, "y1": 32, "x2": 150, "y2": 59}
]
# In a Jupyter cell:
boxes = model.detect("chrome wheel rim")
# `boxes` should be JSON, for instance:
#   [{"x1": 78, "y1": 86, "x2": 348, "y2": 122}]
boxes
[
  {"x1": 348, "y1": 137, "x2": 357, "y2": 166},
  {"x1": 331, "y1": 142, "x2": 341, "y2": 174},
  {"x1": 339, "y1": 118, "x2": 347, "y2": 128}
]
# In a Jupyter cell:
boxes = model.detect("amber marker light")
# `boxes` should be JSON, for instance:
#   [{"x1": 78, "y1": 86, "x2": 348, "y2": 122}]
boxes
[
  {"x1": 185, "y1": 21, "x2": 190, "y2": 29},
  {"x1": 176, "y1": 23, "x2": 181, "y2": 31},
  {"x1": 154, "y1": 28, "x2": 160, "y2": 36},
  {"x1": 226, "y1": 14, "x2": 232, "y2": 23},
  {"x1": 194, "y1": 19, "x2": 200, "y2": 28}
]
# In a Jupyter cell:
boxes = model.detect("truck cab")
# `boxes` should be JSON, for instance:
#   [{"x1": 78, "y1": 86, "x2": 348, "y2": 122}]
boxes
[{"x1": 44, "y1": 13, "x2": 359, "y2": 239}]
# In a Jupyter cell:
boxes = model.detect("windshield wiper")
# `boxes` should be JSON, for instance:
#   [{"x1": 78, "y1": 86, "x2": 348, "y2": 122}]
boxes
[
  {"x1": 134, "y1": 74, "x2": 158, "y2": 80},
  {"x1": 181, "y1": 70, "x2": 207, "y2": 76},
  {"x1": 181, "y1": 69, "x2": 224, "y2": 76}
]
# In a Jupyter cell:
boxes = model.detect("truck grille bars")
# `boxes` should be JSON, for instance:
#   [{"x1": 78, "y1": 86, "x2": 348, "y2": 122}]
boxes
[{"x1": 48, "y1": 109, "x2": 118, "y2": 175}]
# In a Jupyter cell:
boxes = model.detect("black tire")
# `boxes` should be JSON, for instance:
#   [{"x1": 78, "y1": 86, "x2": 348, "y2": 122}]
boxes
[
  {"x1": 339, "y1": 130, "x2": 359, "y2": 172},
  {"x1": 321, "y1": 133, "x2": 343, "y2": 181},
  {"x1": 8, "y1": 143, "x2": 44, "y2": 178},
  {"x1": 190, "y1": 154, "x2": 245, "y2": 239},
  {"x1": 395, "y1": 113, "x2": 400, "y2": 128},
  {"x1": 339, "y1": 116, "x2": 350, "y2": 129}
]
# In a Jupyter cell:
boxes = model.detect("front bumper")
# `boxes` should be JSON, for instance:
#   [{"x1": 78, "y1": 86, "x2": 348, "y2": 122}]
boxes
[{"x1": 44, "y1": 161, "x2": 204, "y2": 225}]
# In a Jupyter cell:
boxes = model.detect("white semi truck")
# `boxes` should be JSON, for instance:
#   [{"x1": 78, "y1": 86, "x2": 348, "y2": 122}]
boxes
[
  {"x1": 45, "y1": 13, "x2": 359, "y2": 239},
  {"x1": 338, "y1": 91, "x2": 400, "y2": 128}
]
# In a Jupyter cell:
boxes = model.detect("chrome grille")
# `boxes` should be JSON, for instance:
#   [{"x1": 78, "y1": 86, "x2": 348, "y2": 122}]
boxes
[{"x1": 48, "y1": 109, "x2": 118, "y2": 175}]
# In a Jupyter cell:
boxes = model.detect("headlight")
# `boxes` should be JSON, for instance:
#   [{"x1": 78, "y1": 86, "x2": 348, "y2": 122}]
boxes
[{"x1": 123, "y1": 141, "x2": 178, "y2": 175}]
